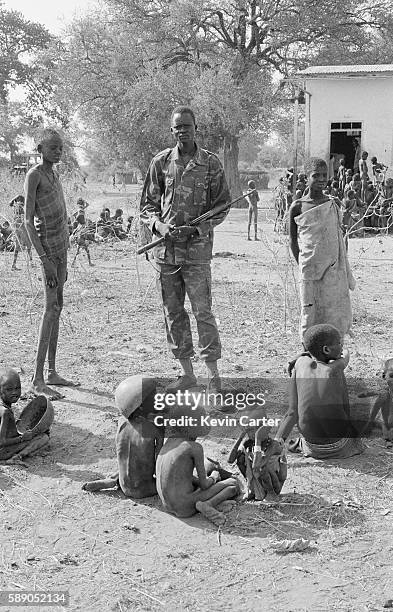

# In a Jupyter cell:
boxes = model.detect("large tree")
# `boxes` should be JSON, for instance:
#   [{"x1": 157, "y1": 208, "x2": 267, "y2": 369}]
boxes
[
  {"x1": 101, "y1": 0, "x2": 393, "y2": 194},
  {"x1": 0, "y1": 1, "x2": 51, "y2": 102},
  {"x1": 40, "y1": 0, "x2": 393, "y2": 194}
]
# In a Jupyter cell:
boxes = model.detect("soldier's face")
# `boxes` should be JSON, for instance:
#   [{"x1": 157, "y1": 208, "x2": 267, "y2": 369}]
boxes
[{"x1": 171, "y1": 113, "x2": 196, "y2": 145}]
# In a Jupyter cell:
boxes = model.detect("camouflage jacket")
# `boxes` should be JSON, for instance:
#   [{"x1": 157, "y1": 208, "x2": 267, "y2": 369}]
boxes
[{"x1": 140, "y1": 144, "x2": 231, "y2": 264}]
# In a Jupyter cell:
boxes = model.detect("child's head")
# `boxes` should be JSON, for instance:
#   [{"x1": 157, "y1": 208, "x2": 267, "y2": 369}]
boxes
[
  {"x1": 371, "y1": 156, "x2": 377, "y2": 164},
  {"x1": 248, "y1": 180, "x2": 256, "y2": 190},
  {"x1": 332, "y1": 180, "x2": 339, "y2": 188},
  {"x1": 167, "y1": 401, "x2": 210, "y2": 439},
  {"x1": 345, "y1": 168, "x2": 353, "y2": 176},
  {"x1": 115, "y1": 375, "x2": 157, "y2": 420},
  {"x1": 2, "y1": 221, "x2": 10, "y2": 229},
  {"x1": 303, "y1": 324, "x2": 343, "y2": 362},
  {"x1": 361, "y1": 151, "x2": 368, "y2": 160},
  {"x1": 115, "y1": 208, "x2": 123, "y2": 218},
  {"x1": 36, "y1": 128, "x2": 63, "y2": 164},
  {"x1": 304, "y1": 158, "x2": 328, "y2": 190},
  {"x1": 0, "y1": 368, "x2": 21, "y2": 406},
  {"x1": 346, "y1": 189, "x2": 356, "y2": 199},
  {"x1": 339, "y1": 159, "x2": 345, "y2": 166}
]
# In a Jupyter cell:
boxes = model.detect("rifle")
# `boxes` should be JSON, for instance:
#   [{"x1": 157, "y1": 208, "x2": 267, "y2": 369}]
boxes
[{"x1": 137, "y1": 189, "x2": 256, "y2": 255}]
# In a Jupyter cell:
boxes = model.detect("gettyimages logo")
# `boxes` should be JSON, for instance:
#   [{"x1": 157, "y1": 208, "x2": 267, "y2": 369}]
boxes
[{"x1": 153, "y1": 388, "x2": 267, "y2": 412}]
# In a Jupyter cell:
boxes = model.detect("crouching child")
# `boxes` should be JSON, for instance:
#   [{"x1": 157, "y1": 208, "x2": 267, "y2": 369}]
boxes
[
  {"x1": 82, "y1": 375, "x2": 163, "y2": 498},
  {"x1": 228, "y1": 406, "x2": 287, "y2": 501}
]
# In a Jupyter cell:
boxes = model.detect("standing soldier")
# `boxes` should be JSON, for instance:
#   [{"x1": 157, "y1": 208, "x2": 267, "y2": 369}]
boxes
[{"x1": 140, "y1": 106, "x2": 231, "y2": 393}]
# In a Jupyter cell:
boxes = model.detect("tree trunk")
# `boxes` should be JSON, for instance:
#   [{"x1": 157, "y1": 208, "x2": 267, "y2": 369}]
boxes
[{"x1": 223, "y1": 134, "x2": 245, "y2": 206}]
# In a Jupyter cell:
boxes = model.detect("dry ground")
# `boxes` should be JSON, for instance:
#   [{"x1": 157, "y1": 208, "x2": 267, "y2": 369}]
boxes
[{"x1": 0, "y1": 186, "x2": 392, "y2": 612}]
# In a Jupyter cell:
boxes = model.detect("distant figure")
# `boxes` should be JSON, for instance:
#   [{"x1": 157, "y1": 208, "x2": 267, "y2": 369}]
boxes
[
  {"x1": 337, "y1": 159, "x2": 346, "y2": 194},
  {"x1": 371, "y1": 156, "x2": 387, "y2": 187},
  {"x1": 71, "y1": 213, "x2": 94, "y2": 267},
  {"x1": 126, "y1": 215, "x2": 134, "y2": 234},
  {"x1": 246, "y1": 180, "x2": 260, "y2": 241},
  {"x1": 9, "y1": 195, "x2": 33, "y2": 270},
  {"x1": 352, "y1": 138, "x2": 361, "y2": 174},
  {"x1": 359, "y1": 151, "x2": 369, "y2": 202}
]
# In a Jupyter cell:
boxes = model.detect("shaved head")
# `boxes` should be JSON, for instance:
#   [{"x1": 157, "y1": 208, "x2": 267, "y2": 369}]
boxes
[{"x1": 0, "y1": 368, "x2": 20, "y2": 386}]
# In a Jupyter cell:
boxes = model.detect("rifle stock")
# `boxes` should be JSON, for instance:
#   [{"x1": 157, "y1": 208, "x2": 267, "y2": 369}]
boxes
[{"x1": 137, "y1": 189, "x2": 255, "y2": 255}]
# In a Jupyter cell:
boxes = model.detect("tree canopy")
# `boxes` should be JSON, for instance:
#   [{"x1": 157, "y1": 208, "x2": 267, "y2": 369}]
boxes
[
  {"x1": 3, "y1": 0, "x2": 393, "y2": 186},
  {"x1": 0, "y1": 1, "x2": 51, "y2": 101}
]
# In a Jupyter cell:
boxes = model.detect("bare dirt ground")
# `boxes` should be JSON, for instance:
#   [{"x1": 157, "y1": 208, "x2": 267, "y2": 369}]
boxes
[{"x1": 0, "y1": 186, "x2": 393, "y2": 612}]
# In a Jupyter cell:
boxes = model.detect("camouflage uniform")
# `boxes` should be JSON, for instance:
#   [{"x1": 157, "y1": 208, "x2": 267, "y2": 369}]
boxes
[{"x1": 140, "y1": 144, "x2": 230, "y2": 361}]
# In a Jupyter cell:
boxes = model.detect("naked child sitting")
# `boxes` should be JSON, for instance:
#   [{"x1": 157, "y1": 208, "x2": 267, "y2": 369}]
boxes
[
  {"x1": 156, "y1": 404, "x2": 239, "y2": 526},
  {"x1": 0, "y1": 368, "x2": 49, "y2": 461},
  {"x1": 82, "y1": 375, "x2": 164, "y2": 498}
]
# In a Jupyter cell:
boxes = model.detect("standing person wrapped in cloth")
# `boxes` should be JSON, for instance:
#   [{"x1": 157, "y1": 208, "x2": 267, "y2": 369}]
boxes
[
  {"x1": 289, "y1": 157, "x2": 356, "y2": 341},
  {"x1": 140, "y1": 106, "x2": 230, "y2": 393}
]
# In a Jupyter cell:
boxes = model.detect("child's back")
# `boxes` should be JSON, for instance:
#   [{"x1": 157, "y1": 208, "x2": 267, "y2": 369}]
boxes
[
  {"x1": 156, "y1": 437, "x2": 197, "y2": 514},
  {"x1": 294, "y1": 355, "x2": 350, "y2": 442},
  {"x1": 116, "y1": 415, "x2": 162, "y2": 498}
]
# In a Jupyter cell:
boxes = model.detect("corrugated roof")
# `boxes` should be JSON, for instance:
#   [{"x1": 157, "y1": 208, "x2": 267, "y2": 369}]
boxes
[{"x1": 298, "y1": 64, "x2": 393, "y2": 77}]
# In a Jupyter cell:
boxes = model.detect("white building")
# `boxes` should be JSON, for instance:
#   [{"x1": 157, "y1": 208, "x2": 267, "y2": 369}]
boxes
[{"x1": 297, "y1": 64, "x2": 393, "y2": 176}]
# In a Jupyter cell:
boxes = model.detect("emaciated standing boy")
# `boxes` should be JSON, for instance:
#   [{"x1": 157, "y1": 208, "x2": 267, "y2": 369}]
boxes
[{"x1": 24, "y1": 128, "x2": 78, "y2": 400}]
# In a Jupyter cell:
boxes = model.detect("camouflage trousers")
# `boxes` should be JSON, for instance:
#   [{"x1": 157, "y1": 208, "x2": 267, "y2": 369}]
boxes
[{"x1": 156, "y1": 262, "x2": 221, "y2": 361}]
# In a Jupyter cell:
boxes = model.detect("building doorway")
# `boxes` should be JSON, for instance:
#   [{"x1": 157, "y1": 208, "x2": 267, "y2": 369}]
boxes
[{"x1": 330, "y1": 122, "x2": 362, "y2": 173}]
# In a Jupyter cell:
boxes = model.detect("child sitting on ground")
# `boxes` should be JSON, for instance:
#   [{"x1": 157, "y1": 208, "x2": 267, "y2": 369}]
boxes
[
  {"x1": 156, "y1": 403, "x2": 239, "y2": 526},
  {"x1": 83, "y1": 375, "x2": 164, "y2": 498},
  {"x1": 0, "y1": 368, "x2": 50, "y2": 461},
  {"x1": 275, "y1": 324, "x2": 365, "y2": 459}
]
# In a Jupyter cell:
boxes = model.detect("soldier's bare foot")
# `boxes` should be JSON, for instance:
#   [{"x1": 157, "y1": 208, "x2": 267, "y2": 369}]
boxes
[
  {"x1": 30, "y1": 380, "x2": 65, "y2": 400},
  {"x1": 46, "y1": 372, "x2": 80, "y2": 387},
  {"x1": 196, "y1": 501, "x2": 226, "y2": 526}
]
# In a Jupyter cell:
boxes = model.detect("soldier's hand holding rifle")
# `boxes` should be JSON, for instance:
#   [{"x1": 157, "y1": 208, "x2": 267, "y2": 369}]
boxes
[
  {"x1": 139, "y1": 189, "x2": 256, "y2": 255},
  {"x1": 155, "y1": 221, "x2": 196, "y2": 242}
]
